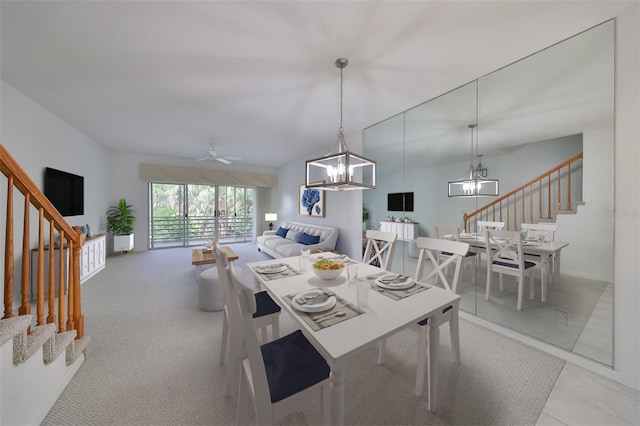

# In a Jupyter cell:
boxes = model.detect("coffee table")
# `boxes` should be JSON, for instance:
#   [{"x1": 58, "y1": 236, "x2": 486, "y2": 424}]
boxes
[{"x1": 191, "y1": 246, "x2": 239, "y2": 280}]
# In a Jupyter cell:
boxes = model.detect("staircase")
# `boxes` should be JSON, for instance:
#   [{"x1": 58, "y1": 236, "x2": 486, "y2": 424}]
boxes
[
  {"x1": 1, "y1": 143, "x2": 90, "y2": 426},
  {"x1": 463, "y1": 152, "x2": 583, "y2": 232}
]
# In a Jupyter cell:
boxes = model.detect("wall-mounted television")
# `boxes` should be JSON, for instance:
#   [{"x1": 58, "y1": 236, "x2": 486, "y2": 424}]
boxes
[
  {"x1": 44, "y1": 167, "x2": 84, "y2": 217},
  {"x1": 387, "y1": 192, "x2": 414, "y2": 212}
]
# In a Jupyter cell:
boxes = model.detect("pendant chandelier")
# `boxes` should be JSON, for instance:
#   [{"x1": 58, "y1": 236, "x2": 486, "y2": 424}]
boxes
[
  {"x1": 305, "y1": 58, "x2": 377, "y2": 191},
  {"x1": 448, "y1": 124, "x2": 499, "y2": 197}
]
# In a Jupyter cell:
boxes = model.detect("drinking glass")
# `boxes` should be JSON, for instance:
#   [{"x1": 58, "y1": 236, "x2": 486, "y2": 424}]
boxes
[
  {"x1": 299, "y1": 248, "x2": 311, "y2": 272},
  {"x1": 347, "y1": 264, "x2": 359, "y2": 286},
  {"x1": 356, "y1": 281, "x2": 369, "y2": 308}
]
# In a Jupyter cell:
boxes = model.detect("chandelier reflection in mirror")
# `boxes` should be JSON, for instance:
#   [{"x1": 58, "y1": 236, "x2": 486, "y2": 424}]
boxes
[
  {"x1": 448, "y1": 124, "x2": 499, "y2": 197},
  {"x1": 305, "y1": 58, "x2": 377, "y2": 191}
]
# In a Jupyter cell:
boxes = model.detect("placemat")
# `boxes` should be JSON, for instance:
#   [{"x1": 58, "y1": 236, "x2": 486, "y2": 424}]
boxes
[
  {"x1": 359, "y1": 274, "x2": 430, "y2": 301},
  {"x1": 251, "y1": 264, "x2": 302, "y2": 281},
  {"x1": 283, "y1": 292, "x2": 364, "y2": 331}
]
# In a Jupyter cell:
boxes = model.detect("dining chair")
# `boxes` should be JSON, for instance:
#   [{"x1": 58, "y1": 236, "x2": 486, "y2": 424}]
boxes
[
  {"x1": 475, "y1": 220, "x2": 505, "y2": 266},
  {"x1": 228, "y1": 266, "x2": 331, "y2": 425},
  {"x1": 521, "y1": 223, "x2": 559, "y2": 289},
  {"x1": 377, "y1": 237, "x2": 468, "y2": 397},
  {"x1": 477, "y1": 220, "x2": 505, "y2": 233},
  {"x1": 434, "y1": 225, "x2": 477, "y2": 287},
  {"x1": 363, "y1": 230, "x2": 397, "y2": 271},
  {"x1": 484, "y1": 229, "x2": 537, "y2": 310},
  {"x1": 215, "y1": 246, "x2": 281, "y2": 396},
  {"x1": 521, "y1": 222, "x2": 558, "y2": 242}
]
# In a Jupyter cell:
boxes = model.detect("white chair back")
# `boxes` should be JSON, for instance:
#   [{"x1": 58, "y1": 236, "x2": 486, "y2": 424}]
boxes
[
  {"x1": 484, "y1": 229, "x2": 525, "y2": 269},
  {"x1": 414, "y1": 237, "x2": 469, "y2": 294},
  {"x1": 227, "y1": 269, "x2": 276, "y2": 422},
  {"x1": 215, "y1": 246, "x2": 232, "y2": 315},
  {"x1": 434, "y1": 225, "x2": 462, "y2": 241},
  {"x1": 363, "y1": 230, "x2": 397, "y2": 271},
  {"x1": 521, "y1": 223, "x2": 557, "y2": 242},
  {"x1": 477, "y1": 220, "x2": 505, "y2": 233}
]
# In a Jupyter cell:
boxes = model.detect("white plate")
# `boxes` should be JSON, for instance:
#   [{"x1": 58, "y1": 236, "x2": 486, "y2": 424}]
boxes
[
  {"x1": 255, "y1": 264, "x2": 287, "y2": 274},
  {"x1": 292, "y1": 289, "x2": 337, "y2": 313},
  {"x1": 376, "y1": 274, "x2": 415, "y2": 290}
]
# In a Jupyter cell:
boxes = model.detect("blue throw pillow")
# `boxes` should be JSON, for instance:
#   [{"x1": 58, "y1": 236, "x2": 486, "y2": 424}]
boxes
[
  {"x1": 299, "y1": 232, "x2": 320, "y2": 245},
  {"x1": 276, "y1": 227, "x2": 289, "y2": 238}
]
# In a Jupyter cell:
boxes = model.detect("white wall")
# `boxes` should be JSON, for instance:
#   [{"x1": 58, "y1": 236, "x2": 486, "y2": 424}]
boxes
[{"x1": 611, "y1": 4, "x2": 640, "y2": 389}]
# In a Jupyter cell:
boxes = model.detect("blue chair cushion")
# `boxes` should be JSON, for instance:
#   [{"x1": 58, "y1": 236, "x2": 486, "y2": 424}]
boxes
[
  {"x1": 254, "y1": 291, "x2": 281, "y2": 318},
  {"x1": 417, "y1": 304, "x2": 453, "y2": 326},
  {"x1": 493, "y1": 259, "x2": 536, "y2": 269},
  {"x1": 442, "y1": 251, "x2": 477, "y2": 257},
  {"x1": 276, "y1": 227, "x2": 289, "y2": 238},
  {"x1": 299, "y1": 232, "x2": 320, "y2": 245},
  {"x1": 261, "y1": 330, "x2": 330, "y2": 403}
]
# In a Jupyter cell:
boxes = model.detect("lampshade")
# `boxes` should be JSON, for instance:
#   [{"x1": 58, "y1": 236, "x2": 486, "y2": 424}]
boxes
[
  {"x1": 448, "y1": 124, "x2": 499, "y2": 197},
  {"x1": 264, "y1": 213, "x2": 277, "y2": 222},
  {"x1": 305, "y1": 58, "x2": 376, "y2": 191}
]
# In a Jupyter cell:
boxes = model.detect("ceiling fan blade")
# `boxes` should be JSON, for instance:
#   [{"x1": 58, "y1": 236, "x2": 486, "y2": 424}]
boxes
[
  {"x1": 195, "y1": 156, "x2": 210, "y2": 161},
  {"x1": 216, "y1": 158, "x2": 232, "y2": 165}
]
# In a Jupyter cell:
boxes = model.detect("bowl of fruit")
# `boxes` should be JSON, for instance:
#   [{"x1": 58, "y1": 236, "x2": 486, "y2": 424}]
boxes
[{"x1": 312, "y1": 259, "x2": 345, "y2": 280}]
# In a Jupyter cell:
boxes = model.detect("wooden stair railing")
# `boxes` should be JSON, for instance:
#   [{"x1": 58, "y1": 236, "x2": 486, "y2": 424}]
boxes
[
  {"x1": 1, "y1": 143, "x2": 85, "y2": 339},
  {"x1": 463, "y1": 152, "x2": 583, "y2": 233}
]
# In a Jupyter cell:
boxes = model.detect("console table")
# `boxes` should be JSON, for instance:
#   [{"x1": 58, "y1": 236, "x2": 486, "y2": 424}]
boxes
[
  {"x1": 30, "y1": 234, "x2": 106, "y2": 299},
  {"x1": 380, "y1": 220, "x2": 419, "y2": 241}
]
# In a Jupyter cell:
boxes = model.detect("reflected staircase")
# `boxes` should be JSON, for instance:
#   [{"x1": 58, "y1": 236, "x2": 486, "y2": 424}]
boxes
[{"x1": 463, "y1": 152, "x2": 583, "y2": 232}]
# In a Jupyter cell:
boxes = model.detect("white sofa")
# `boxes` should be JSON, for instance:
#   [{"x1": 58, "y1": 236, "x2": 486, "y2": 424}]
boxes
[{"x1": 256, "y1": 221, "x2": 339, "y2": 258}]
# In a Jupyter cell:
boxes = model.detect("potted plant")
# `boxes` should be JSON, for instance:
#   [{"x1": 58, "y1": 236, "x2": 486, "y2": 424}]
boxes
[
  {"x1": 105, "y1": 198, "x2": 136, "y2": 253},
  {"x1": 362, "y1": 204, "x2": 369, "y2": 232}
]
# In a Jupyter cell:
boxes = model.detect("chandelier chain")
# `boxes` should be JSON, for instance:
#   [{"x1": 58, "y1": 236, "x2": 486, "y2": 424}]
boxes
[{"x1": 339, "y1": 65, "x2": 344, "y2": 132}]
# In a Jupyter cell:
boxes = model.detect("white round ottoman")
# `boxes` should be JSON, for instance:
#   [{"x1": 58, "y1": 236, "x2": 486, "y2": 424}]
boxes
[
  {"x1": 198, "y1": 267, "x2": 223, "y2": 312},
  {"x1": 408, "y1": 239, "x2": 419, "y2": 259}
]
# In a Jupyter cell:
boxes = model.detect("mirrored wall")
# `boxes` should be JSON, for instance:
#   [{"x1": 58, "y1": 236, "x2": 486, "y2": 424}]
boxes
[{"x1": 363, "y1": 20, "x2": 614, "y2": 366}]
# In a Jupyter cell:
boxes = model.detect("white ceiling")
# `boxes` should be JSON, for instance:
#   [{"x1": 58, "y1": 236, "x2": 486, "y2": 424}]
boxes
[{"x1": 0, "y1": 1, "x2": 634, "y2": 169}]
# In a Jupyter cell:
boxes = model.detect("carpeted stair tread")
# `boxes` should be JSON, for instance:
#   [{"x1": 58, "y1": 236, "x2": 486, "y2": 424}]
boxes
[
  {"x1": 15, "y1": 323, "x2": 56, "y2": 364},
  {"x1": 0, "y1": 315, "x2": 32, "y2": 346},
  {"x1": 66, "y1": 335, "x2": 91, "y2": 366},
  {"x1": 43, "y1": 330, "x2": 77, "y2": 365}
]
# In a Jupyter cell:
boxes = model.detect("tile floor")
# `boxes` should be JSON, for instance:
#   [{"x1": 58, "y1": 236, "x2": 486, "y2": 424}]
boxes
[{"x1": 536, "y1": 362, "x2": 640, "y2": 425}]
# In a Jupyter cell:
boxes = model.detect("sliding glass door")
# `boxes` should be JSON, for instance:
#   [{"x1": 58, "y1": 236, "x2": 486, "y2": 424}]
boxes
[{"x1": 149, "y1": 183, "x2": 255, "y2": 248}]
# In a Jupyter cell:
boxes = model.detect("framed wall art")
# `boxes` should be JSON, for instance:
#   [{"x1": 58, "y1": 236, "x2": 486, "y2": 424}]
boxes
[{"x1": 299, "y1": 185, "x2": 325, "y2": 217}]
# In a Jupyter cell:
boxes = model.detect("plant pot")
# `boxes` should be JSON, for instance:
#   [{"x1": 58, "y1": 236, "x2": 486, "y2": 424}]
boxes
[{"x1": 114, "y1": 234, "x2": 134, "y2": 253}]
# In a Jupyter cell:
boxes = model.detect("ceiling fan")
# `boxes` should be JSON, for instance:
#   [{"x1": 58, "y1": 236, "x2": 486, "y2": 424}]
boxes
[{"x1": 195, "y1": 144, "x2": 241, "y2": 164}]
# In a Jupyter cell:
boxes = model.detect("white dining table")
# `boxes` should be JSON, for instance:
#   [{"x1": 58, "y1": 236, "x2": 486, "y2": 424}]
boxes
[
  {"x1": 248, "y1": 253, "x2": 460, "y2": 426},
  {"x1": 460, "y1": 234, "x2": 569, "y2": 301}
]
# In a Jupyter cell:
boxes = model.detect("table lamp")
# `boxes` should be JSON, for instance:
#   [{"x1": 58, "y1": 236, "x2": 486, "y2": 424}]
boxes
[{"x1": 265, "y1": 213, "x2": 277, "y2": 230}]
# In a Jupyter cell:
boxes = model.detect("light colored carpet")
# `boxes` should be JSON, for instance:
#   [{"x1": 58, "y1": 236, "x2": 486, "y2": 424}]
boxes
[{"x1": 41, "y1": 243, "x2": 565, "y2": 425}]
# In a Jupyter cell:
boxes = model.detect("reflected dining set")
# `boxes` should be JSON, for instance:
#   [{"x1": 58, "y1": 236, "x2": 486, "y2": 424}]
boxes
[
  {"x1": 215, "y1": 234, "x2": 465, "y2": 425},
  {"x1": 455, "y1": 221, "x2": 568, "y2": 310}
]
